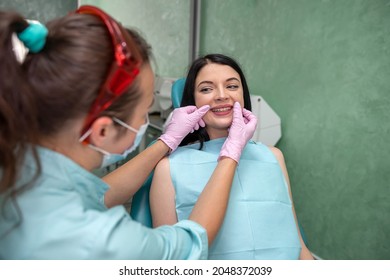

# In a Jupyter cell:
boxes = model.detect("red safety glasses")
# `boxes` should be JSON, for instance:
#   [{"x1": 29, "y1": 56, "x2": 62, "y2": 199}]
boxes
[{"x1": 75, "y1": 5, "x2": 142, "y2": 138}]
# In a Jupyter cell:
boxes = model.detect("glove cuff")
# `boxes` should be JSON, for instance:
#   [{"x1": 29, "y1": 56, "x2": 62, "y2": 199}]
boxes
[
  {"x1": 218, "y1": 141, "x2": 242, "y2": 163},
  {"x1": 158, "y1": 134, "x2": 178, "y2": 152}
]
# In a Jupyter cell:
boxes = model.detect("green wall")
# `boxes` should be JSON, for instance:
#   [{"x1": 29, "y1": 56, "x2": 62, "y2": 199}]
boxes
[
  {"x1": 0, "y1": 0, "x2": 77, "y2": 22},
  {"x1": 79, "y1": 0, "x2": 191, "y2": 78},
  {"x1": 200, "y1": 0, "x2": 390, "y2": 259}
]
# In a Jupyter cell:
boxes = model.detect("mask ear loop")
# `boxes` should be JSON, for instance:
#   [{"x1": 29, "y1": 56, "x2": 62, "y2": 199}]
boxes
[
  {"x1": 79, "y1": 128, "x2": 92, "y2": 143},
  {"x1": 113, "y1": 115, "x2": 150, "y2": 133},
  {"x1": 112, "y1": 117, "x2": 139, "y2": 133}
]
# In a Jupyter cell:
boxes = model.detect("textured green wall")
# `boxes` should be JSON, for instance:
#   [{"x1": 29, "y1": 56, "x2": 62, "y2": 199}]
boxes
[
  {"x1": 0, "y1": 0, "x2": 77, "y2": 22},
  {"x1": 79, "y1": 0, "x2": 191, "y2": 77},
  {"x1": 200, "y1": 0, "x2": 390, "y2": 259}
]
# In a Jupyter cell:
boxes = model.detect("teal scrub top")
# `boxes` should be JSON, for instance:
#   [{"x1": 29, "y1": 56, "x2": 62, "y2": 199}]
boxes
[{"x1": 0, "y1": 147, "x2": 207, "y2": 259}]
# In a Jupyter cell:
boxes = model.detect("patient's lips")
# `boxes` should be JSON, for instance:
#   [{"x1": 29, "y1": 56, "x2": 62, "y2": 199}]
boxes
[{"x1": 210, "y1": 105, "x2": 233, "y2": 116}]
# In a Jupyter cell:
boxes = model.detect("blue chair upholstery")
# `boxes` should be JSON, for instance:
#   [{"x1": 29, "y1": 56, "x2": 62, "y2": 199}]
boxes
[
  {"x1": 130, "y1": 78, "x2": 185, "y2": 227},
  {"x1": 129, "y1": 171, "x2": 154, "y2": 227},
  {"x1": 171, "y1": 77, "x2": 185, "y2": 108}
]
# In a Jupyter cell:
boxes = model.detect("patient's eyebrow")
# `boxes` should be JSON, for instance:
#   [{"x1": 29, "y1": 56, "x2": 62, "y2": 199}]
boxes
[
  {"x1": 196, "y1": 76, "x2": 241, "y2": 89},
  {"x1": 226, "y1": 77, "x2": 240, "y2": 83},
  {"x1": 197, "y1": 80, "x2": 213, "y2": 88}
]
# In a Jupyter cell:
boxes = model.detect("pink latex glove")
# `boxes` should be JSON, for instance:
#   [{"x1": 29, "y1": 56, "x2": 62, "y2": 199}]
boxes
[
  {"x1": 159, "y1": 105, "x2": 210, "y2": 152},
  {"x1": 218, "y1": 102, "x2": 257, "y2": 163}
]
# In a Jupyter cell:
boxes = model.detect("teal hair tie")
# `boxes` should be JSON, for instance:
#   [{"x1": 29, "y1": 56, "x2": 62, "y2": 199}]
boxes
[{"x1": 17, "y1": 21, "x2": 48, "y2": 53}]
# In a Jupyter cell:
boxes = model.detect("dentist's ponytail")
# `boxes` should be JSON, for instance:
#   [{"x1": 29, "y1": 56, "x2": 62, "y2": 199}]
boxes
[{"x1": 0, "y1": 11, "x2": 40, "y2": 192}]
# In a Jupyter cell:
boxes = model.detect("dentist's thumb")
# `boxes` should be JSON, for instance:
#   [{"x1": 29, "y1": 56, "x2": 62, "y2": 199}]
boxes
[
  {"x1": 190, "y1": 105, "x2": 210, "y2": 127},
  {"x1": 193, "y1": 105, "x2": 210, "y2": 117}
]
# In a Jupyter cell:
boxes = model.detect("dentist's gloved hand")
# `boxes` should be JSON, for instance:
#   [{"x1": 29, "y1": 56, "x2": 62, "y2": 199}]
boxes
[
  {"x1": 159, "y1": 105, "x2": 210, "y2": 152},
  {"x1": 218, "y1": 102, "x2": 257, "y2": 163}
]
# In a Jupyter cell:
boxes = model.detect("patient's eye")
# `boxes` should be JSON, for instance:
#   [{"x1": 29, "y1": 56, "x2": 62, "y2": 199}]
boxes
[
  {"x1": 227, "y1": 84, "x2": 239, "y2": 90},
  {"x1": 199, "y1": 87, "x2": 213, "y2": 93}
]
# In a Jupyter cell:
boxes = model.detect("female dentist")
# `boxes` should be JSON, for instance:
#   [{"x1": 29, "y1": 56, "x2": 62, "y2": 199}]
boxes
[{"x1": 0, "y1": 5, "x2": 257, "y2": 259}]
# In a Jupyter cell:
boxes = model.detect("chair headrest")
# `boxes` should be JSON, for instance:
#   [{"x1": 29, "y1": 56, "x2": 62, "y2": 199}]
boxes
[{"x1": 171, "y1": 78, "x2": 186, "y2": 108}]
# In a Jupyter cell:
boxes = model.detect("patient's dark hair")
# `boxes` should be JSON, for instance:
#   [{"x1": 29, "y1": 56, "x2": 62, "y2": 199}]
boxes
[{"x1": 179, "y1": 53, "x2": 252, "y2": 148}]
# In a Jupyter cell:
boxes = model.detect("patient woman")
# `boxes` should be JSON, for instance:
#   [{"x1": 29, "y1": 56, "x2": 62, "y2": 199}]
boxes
[{"x1": 150, "y1": 54, "x2": 313, "y2": 260}]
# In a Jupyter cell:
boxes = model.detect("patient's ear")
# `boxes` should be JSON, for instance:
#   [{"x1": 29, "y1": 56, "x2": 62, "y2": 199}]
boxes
[{"x1": 88, "y1": 116, "x2": 116, "y2": 147}]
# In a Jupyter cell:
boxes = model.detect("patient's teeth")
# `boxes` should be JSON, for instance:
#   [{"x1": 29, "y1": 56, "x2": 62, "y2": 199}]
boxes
[{"x1": 212, "y1": 107, "x2": 230, "y2": 112}]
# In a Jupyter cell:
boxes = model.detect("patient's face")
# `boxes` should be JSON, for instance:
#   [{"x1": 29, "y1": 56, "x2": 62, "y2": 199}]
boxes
[{"x1": 194, "y1": 63, "x2": 244, "y2": 139}]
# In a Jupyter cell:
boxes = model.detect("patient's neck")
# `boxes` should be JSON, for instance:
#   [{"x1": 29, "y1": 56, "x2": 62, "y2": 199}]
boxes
[{"x1": 206, "y1": 127, "x2": 228, "y2": 140}]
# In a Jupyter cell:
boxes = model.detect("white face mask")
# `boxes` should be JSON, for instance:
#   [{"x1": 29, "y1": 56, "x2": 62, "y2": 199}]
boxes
[{"x1": 81, "y1": 115, "x2": 149, "y2": 169}]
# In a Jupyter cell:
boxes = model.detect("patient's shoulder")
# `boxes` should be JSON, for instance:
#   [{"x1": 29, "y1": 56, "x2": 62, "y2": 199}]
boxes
[
  {"x1": 269, "y1": 146, "x2": 285, "y2": 161},
  {"x1": 268, "y1": 146, "x2": 289, "y2": 172},
  {"x1": 155, "y1": 156, "x2": 170, "y2": 173}
]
